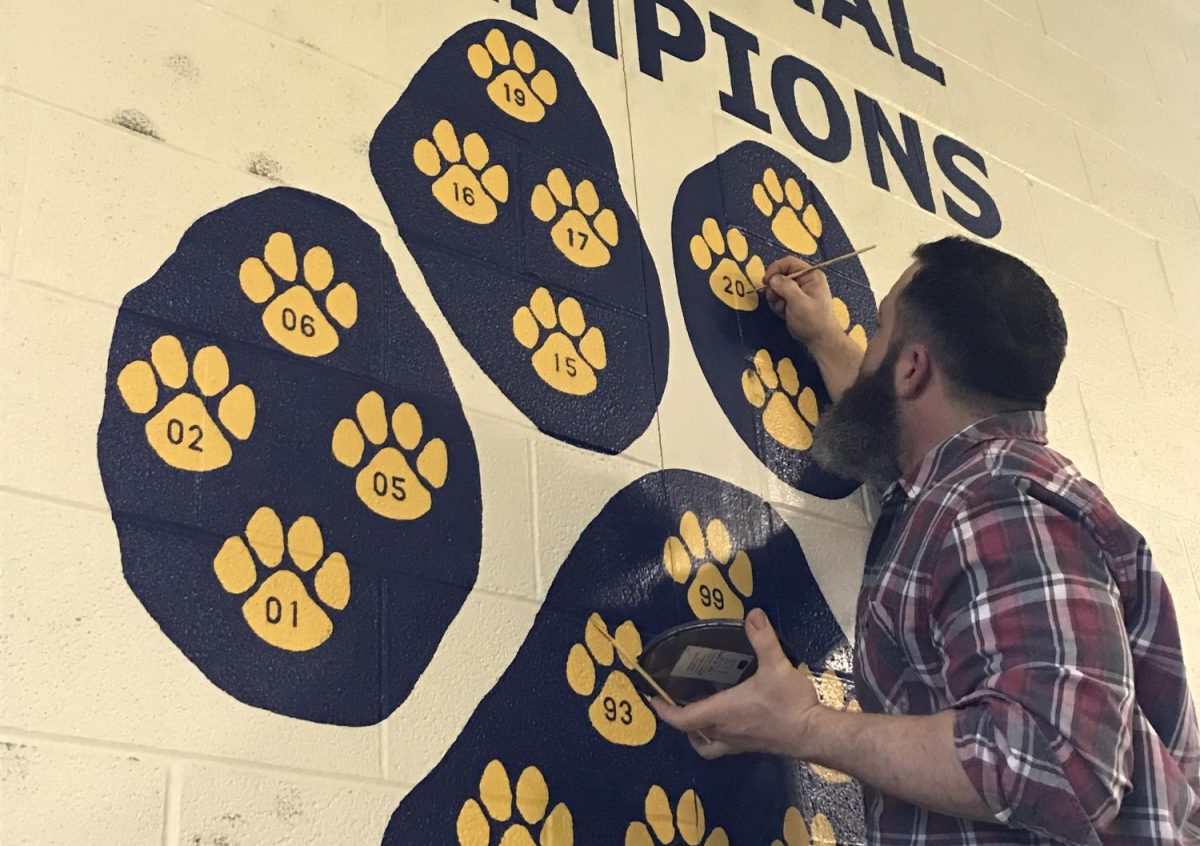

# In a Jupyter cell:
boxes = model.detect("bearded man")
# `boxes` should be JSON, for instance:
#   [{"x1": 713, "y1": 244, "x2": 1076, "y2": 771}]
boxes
[{"x1": 653, "y1": 237, "x2": 1200, "y2": 845}]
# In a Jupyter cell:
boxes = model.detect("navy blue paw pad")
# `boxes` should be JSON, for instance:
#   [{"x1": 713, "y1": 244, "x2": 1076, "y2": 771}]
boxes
[
  {"x1": 382, "y1": 469, "x2": 863, "y2": 844},
  {"x1": 672, "y1": 142, "x2": 879, "y2": 498},
  {"x1": 369, "y1": 20, "x2": 668, "y2": 455},
  {"x1": 97, "y1": 187, "x2": 481, "y2": 726}
]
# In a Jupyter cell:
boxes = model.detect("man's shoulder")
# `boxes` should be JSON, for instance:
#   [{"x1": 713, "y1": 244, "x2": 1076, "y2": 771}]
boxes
[
  {"x1": 924, "y1": 436, "x2": 1139, "y2": 558},
  {"x1": 927, "y1": 436, "x2": 1105, "y2": 524}
]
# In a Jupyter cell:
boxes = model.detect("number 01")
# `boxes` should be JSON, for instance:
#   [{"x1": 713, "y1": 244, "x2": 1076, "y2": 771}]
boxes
[{"x1": 265, "y1": 596, "x2": 299, "y2": 627}]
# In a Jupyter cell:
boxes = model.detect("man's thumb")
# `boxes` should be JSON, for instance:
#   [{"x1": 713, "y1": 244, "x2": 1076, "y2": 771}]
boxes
[
  {"x1": 745, "y1": 608, "x2": 786, "y2": 665},
  {"x1": 767, "y1": 273, "x2": 805, "y2": 304}
]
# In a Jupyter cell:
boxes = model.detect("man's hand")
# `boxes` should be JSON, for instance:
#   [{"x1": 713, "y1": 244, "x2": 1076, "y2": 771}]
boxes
[
  {"x1": 651, "y1": 611, "x2": 996, "y2": 826},
  {"x1": 763, "y1": 257, "x2": 841, "y2": 348},
  {"x1": 650, "y1": 608, "x2": 823, "y2": 760},
  {"x1": 762, "y1": 255, "x2": 865, "y2": 402}
]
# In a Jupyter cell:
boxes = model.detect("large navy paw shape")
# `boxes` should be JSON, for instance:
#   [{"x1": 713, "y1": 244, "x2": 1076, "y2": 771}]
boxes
[
  {"x1": 371, "y1": 20, "x2": 668, "y2": 455},
  {"x1": 98, "y1": 188, "x2": 482, "y2": 726},
  {"x1": 381, "y1": 470, "x2": 864, "y2": 843},
  {"x1": 672, "y1": 142, "x2": 878, "y2": 499}
]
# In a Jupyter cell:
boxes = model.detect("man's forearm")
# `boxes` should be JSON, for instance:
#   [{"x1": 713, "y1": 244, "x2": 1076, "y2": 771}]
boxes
[
  {"x1": 803, "y1": 707, "x2": 995, "y2": 823},
  {"x1": 806, "y1": 331, "x2": 864, "y2": 402}
]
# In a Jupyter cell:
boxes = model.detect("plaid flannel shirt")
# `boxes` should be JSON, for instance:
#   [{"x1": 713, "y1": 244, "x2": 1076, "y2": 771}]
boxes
[{"x1": 853, "y1": 411, "x2": 1200, "y2": 844}]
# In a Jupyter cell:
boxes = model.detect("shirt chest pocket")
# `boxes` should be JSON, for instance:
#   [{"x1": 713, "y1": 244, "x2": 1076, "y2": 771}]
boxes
[
  {"x1": 863, "y1": 597, "x2": 902, "y2": 652},
  {"x1": 863, "y1": 595, "x2": 944, "y2": 693}
]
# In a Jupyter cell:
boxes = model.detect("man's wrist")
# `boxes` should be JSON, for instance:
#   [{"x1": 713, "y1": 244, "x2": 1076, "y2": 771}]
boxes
[
  {"x1": 801, "y1": 325, "x2": 863, "y2": 403},
  {"x1": 803, "y1": 325, "x2": 850, "y2": 361},
  {"x1": 790, "y1": 701, "x2": 835, "y2": 761}
]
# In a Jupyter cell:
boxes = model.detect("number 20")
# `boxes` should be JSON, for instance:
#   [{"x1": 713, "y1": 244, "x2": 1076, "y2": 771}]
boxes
[{"x1": 722, "y1": 276, "x2": 750, "y2": 297}]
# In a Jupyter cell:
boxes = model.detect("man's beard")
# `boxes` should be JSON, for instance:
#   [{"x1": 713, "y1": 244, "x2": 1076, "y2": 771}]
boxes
[{"x1": 811, "y1": 345, "x2": 903, "y2": 488}]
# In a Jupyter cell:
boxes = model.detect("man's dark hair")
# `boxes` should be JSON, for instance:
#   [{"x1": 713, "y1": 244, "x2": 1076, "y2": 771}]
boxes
[{"x1": 899, "y1": 236, "x2": 1067, "y2": 411}]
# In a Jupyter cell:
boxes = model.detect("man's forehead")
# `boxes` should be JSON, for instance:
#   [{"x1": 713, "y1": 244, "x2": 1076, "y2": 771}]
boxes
[{"x1": 881, "y1": 261, "x2": 920, "y2": 313}]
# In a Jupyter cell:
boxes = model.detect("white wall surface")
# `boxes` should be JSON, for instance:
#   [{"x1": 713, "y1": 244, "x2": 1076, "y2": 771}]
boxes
[{"x1": 2, "y1": 0, "x2": 1198, "y2": 843}]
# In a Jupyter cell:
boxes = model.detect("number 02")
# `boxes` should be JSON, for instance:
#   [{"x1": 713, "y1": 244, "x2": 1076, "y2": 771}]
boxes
[{"x1": 166, "y1": 418, "x2": 203, "y2": 452}]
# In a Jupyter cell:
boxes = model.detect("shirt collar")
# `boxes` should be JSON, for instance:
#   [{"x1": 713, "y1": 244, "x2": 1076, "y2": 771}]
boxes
[{"x1": 882, "y1": 410, "x2": 1048, "y2": 502}]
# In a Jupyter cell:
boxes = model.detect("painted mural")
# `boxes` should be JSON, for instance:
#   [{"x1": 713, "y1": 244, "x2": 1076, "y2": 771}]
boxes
[
  {"x1": 672, "y1": 142, "x2": 878, "y2": 498},
  {"x1": 382, "y1": 470, "x2": 864, "y2": 845},
  {"x1": 91, "y1": 9, "x2": 878, "y2": 843},
  {"x1": 97, "y1": 188, "x2": 482, "y2": 725},
  {"x1": 370, "y1": 20, "x2": 669, "y2": 455}
]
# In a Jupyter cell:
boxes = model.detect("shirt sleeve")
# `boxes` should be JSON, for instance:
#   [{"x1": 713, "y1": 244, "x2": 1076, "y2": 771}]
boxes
[{"x1": 930, "y1": 476, "x2": 1135, "y2": 845}]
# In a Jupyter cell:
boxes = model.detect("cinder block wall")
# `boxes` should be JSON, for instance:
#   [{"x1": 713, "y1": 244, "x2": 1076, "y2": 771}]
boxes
[{"x1": 2, "y1": 1, "x2": 1198, "y2": 844}]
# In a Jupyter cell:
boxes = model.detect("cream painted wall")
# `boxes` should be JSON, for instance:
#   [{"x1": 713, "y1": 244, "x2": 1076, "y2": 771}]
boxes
[{"x1": 2, "y1": 0, "x2": 1199, "y2": 843}]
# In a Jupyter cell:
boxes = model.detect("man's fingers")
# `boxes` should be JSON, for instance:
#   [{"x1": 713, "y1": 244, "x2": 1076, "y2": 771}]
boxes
[
  {"x1": 794, "y1": 267, "x2": 829, "y2": 293},
  {"x1": 766, "y1": 273, "x2": 806, "y2": 305},
  {"x1": 650, "y1": 696, "x2": 709, "y2": 733},
  {"x1": 688, "y1": 733, "x2": 732, "y2": 759},
  {"x1": 649, "y1": 696, "x2": 684, "y2": 726},
  {"x1": 653, "y1": 700, "x2": 735, "y2": 759},
  {"x1": 763, "y1": 287, "x2": 787, "y2": 317},
  {"x1": 745, "y1": 608, "x2": 788, "y2": 667},
  {"x1": 764, "y1": 255, "x2": 814, "y2": 280},
  {"x1": 651, "y1": 689, "x2": 737, "y2": 734}
]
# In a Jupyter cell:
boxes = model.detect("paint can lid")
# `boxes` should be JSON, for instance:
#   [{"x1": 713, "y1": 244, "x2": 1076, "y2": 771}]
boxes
[{"x1": 635, "y1": 618, "x2": 798, "y2": 705}]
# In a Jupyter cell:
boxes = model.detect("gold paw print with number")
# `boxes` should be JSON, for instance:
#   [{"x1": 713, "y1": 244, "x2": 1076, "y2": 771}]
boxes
[
  {"x1": 117, "y1": 335, "x2": 255, "y2": 472},
  {"x1": 662, "y1": 511, "x2": 754, "y2": 620}
]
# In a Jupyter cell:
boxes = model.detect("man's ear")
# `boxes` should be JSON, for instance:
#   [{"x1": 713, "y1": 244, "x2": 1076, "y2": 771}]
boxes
[{"x1": 894, "y1": 342, "x2": 933, "y2": 400}]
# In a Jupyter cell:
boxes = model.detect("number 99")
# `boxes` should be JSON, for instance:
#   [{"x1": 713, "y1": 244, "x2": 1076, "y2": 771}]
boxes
[{"x1": 698, "y1": 585, "x2": 725, "y2": 610}]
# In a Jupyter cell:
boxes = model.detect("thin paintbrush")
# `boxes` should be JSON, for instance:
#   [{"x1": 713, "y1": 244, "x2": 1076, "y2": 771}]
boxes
[{"x1": 749, "y1": 244, "x2": 876, "y2": 292}]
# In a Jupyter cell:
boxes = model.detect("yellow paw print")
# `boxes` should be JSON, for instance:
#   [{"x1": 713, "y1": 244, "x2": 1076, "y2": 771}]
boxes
[
  {"x1": 807, "y1": 669, "x2": 860, "y2": 783},
  {"x1": 213, "y1": 507, "x2": 350, "y2": 652},
  {"x1": 689, "y1": 217, "x2": 766, "y2": 312},
  {"x1": 512, "y1": 287, "x2": 607, "y2": 396},
  {"x1": 530, "y1": 168, "x2": 618, "y2": 268},
  {"x1": 238, "y1": 232, "x2": 358, "y2": 358},
  {"x1": 833, "y1": 298, "x2": 868, "y2": 351},
  {"x1": 565, "y1": 613, "x2": 656, "y2": 746},
  {"x1": 116, "y1": 335, "x2": 255, "y2": 472},
  {"x1": 413, "y1": 119, "x2": 510, "y2": 225},
  {"x1": 751, "y1": 167, "x2": 823, "y2": 256},
  {"x1": 456, "y1": 760, "x2": 573, "y2": 846},
  {"x1": 741, "y1": 349, "x2": 820, "y2": 451},
  {"x1": 626, "y1": 786, "x2": 728, "y2": 846},
  {"x1": 662, "y1": 511, "x2": 753, "y2": 621},
  {"x1": 773, "y1": 806, "x2": 838, "y2": 846},
  {"x1": 331, "y1": 391, "x2": 448, "y2": 521},
  {"x1": 467, "y1": 28, "x2": 559, "y2": 124}
]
